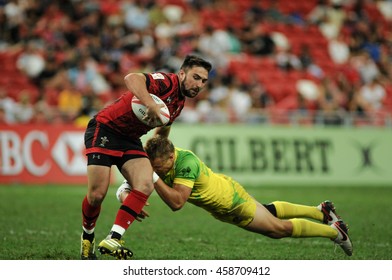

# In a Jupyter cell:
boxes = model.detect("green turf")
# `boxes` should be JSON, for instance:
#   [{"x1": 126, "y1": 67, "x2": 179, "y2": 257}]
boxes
[{"x1": 0, "y1": 184, "x2": 391, "y2": 260}]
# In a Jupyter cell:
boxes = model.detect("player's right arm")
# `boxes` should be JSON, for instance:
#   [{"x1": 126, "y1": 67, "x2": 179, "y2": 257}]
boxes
[
  {"x1": 124, "y1": 73, "x2": 164, "y2": 126},
  {"x1": 153, "y1": 178, "x2": 192, "y2": 211}
]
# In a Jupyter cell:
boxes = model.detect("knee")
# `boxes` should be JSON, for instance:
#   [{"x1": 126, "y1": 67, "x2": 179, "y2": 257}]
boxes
[
  {"x1": 265, "y1": 221, "x2": 293, "y2": 239},
  {"x1": 87, "y1": 188, "x2": 106, "y2": 206},
  {"x1": 131, "y1": 179, "x2": 154, "y2": 195},
  {"x1": 276, "y1": 221, "x2": 293, "y2": 238}
]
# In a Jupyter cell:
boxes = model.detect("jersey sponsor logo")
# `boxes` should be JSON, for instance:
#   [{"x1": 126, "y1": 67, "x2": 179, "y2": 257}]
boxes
[
  {"x1": 179, "y1": 166, "x2": 191, "y2": 176},
  {"x1": 99, "y1": 136, "x2": 109, "y2": 147},
  {"x1": 151, "y1": 73, "x2": 165, "y2": 80}
]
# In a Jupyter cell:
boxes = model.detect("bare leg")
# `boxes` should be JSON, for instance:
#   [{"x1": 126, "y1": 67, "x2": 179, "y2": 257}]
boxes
[
  {"x1": 245, "y1": 203, "x2": 338, "y2": 239},
  {"x1": 109, "y1": 157, "x2": 154, "y2": 238},
  {"x1": 82, "y1": 165, "x2": 111, "y2": 231}
]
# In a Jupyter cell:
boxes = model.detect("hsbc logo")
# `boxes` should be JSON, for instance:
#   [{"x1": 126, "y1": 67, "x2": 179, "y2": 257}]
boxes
[
  {"x1": 0, "y1": 129, "x2": 86, "y2": 179},
  {"x1": 51, "y1": 132, "x2": 86, "y2": 175}
]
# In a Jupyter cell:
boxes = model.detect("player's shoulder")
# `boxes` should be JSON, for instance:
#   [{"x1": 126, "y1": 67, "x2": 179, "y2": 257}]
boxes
[
  {"x1": 145, "y1": 72, "x2": 179, "y2": 98},
  {"x1": 175, "y1": 147, "x2": 199, "y2": 162},
  {"x1": 176, "y1": 147, "x2": 195, "y2": 155},
  {"x1": 147, "y1": 72, "x2": 177, "y2": 82},
  {"x1": 174, "y1": 148, "x2": 201, "y2": 178}
]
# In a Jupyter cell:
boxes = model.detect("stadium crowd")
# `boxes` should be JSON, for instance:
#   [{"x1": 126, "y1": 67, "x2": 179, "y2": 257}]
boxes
[{"x1": 0, "y1": 0, "x2": 391, "y2": 126}]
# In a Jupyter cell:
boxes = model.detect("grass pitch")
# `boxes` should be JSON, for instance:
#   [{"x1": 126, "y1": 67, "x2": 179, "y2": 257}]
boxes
[{"x1": 0, "y1": 184, "x2": 391, "y2": 260}]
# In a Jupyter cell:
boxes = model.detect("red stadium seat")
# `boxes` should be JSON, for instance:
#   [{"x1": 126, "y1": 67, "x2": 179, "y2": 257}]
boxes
[{"x1": 383, "y1": 85, "x2": 392, "y2": 111}]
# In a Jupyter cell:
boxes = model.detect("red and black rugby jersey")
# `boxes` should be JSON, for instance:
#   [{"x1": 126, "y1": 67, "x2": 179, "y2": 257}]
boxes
[{"x1": 95, "y1": 72, "x2": 186, "y2": 139}]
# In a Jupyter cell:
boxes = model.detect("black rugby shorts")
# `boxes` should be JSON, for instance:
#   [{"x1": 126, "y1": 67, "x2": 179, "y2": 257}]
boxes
[{"x1": 84, "y1": 118, "x2": 148, "y2": 169}]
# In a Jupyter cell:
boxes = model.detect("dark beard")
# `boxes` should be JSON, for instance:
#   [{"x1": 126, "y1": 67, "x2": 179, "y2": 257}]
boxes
[
  {"x1": 181, "y1": 88, "x2": 194, "y2": 98},
  {"x1": 180, "y1": 80, "x2": 197, "y2": 98}
]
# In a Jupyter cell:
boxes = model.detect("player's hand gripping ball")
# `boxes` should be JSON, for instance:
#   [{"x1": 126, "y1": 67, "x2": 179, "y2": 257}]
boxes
[{"x1": 132, "y1": 94, "x2": 170, "y2": 127}]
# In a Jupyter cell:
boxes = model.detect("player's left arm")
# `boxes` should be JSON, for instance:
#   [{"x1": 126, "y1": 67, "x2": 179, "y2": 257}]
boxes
[
  {"x1": 154, "y1": 125, "x2": 171, "y2": 138},
  {"x1": 125, "y1": 72, "x2": 165, "y2": 126},
  {"x1": 154, "y1": 178, "x2": 192, "y2": 211}
]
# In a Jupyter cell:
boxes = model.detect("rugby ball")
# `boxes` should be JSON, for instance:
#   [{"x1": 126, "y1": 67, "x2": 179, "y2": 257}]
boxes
[{"x1": 131, "y1": 94, "x2": 170, "y2": 127}]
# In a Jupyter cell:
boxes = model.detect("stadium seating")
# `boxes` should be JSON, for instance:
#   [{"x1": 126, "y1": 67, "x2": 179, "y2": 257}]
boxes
[{"x1": 0, "y1": 0, "x2": 390, "y2": 126}]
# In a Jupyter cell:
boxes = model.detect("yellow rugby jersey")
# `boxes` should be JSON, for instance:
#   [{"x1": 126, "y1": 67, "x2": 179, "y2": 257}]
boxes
[{"x1": 162, "y1": 147, "x2": 249, "y2": 216}]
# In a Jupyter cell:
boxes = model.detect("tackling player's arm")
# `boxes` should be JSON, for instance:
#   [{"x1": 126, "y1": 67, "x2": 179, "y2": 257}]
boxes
[
  {"x1": 154, "y1": 178, "x2": 192, "y2": 211},
  {"x1": 124, "y1": 73, "x2": 164, "y2": 126},
  {"x1": 154, "y1": 126, "x2": 171, "y2": 138}
]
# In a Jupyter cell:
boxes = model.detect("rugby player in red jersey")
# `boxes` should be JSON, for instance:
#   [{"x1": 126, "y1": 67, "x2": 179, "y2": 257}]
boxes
[{"x1": 80, "y1": 55, "x2": 212, "y2": 259}]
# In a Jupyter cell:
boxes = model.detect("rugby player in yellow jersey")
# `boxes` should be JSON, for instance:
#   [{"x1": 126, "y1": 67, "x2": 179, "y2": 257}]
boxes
[{"x1": 117, "y1": 135, "x2": 353, "y2": 257}]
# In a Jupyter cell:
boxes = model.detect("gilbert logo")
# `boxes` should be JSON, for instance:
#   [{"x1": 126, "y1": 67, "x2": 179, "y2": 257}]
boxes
[{"x1": 354, "y1": 141, "x2": 380, "y2": 174}]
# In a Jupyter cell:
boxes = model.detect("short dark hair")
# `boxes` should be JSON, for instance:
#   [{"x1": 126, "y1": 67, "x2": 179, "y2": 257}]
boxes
[
  {"x1": 180, "y1": 55, "x2": 212, "y2": 72},
  {"x1": 144, "y1": 135, "x2": 175, "y2": 161}
]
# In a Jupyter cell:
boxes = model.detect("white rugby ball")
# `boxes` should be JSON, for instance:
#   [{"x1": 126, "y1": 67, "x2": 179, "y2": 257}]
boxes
[{"x1": 131, "y1": 94, "x2": 170, "y2": 127}]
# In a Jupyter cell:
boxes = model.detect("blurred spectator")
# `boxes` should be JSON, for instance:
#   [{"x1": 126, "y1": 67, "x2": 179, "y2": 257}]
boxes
[
  {"x1": 242, "y1": 24, "x2": 275, "y2": 56},
  {"x1": 245, "y1": 0, "x2": 265, "y2": 23},
  {"x1": 318, "y1": 13, "x2": 340, "y2": 40},
  {"x1": 16, "y1": 41, "x2": 45, "y2": 79},
  {"x1": 298, "y1": 44, "x2": 314, "y2": 69},
  {"x1": 291, "y1": 11, "x2": 307, "y2": 26},
  {"x1": 275, "y1": 47, "x2": 302, "y2": 71},
  {"x1": 122, "y1": 0, "x2": 151, "y2": 31},
  {"x1": 348, "y1": 19, "x2": 371, "y2": 55},
  {"x1": 249, "y1": 81, "x2": 274, "y2": 110},
  {"x1": 35, "y1": 55, "x2": 59, "y2": 89},
  {"x1": 148, "y1": 1, "x2": 167, "y2": 27},
  {"x1": 296, "y1": 79, "x2": 320, "y2": 106},
  {"x1": 67, "y1": 55, "x2": 110, "y2": 95},
  {"x1": 225, "y1": 27, "x2": 242, "y2": 54},
  {"x1": 0, "y1": 5, "x2": 7, "y2": 46},
  {"x1": 307, "y1": 0, "x2": 329, "y2": 25},
  {"x1": 307, "y1": 0, "x2": 345, "y2": 35},
  {"x1": 197, "y1": 25, "x2": 239, "y2": 68},
  {"x1": 57, "y1": 78, "x2": 83, "y2": 122},
  {"x1": 0, "y1": 106, "x2": 7, "y2": 124},
  {"x1": 31, "y1": 95, "x2": 62, "y2": 124},
  {"x1": 361, "y1": 22, "x2": 383, "y2": 62},
  {"x1": 208, "y1": 74, "x2": 230, "y2": 106},
  {"x1": 3, "y1": 0, "x2": 23, "y2": 44},
  {"x1": 195, "y1": 94, "x2": 229, "y2": 124},
  {"x1": 378, "y1": 39, "x2": 392, "y2": 81},
  {"x1": 263, "y1": 0, "x2": 287, "y2": 23},
  {"x1": 13, "y1": 90, "x2": 34, "y2": 123},
  {"x1": 377, "y1": 0, "x2": 392, "y2": 21},
  {"x1": 328, "y1": 32, "x2": 350, "y2": 64},
  {"x1": 355, "y1": 77, "x2": 386, "y2": 114},
  {"x1": 350, "y1": 0, "x2": 369, "y2": 22},
  {"x1": 29, "y1": 104, "x2": 52, "y2": 124},
  {"x1": 307, "y1": 63, "x2": 325, "y2": 80},
  {"x1": 270, "y1": 31, "x2": 290, "y2": 52},
  {"x1": 162, "y1": 4, "x2": 184, "y2": 25},
  {"x1": 316, "y1": 76, "x2": 347, "y2": 125},
  {"x1": 351, "y1": 51, "x2": 380, "y2": 83},
  {"x1": 74, "y1": 86, "x2": 102, "y2": 128},
  {"x1": 227, "y1": 78, "x2": 252, "y2": 122},
  {"x1": 197, "y1": 25, "x2": 214, "y2": 54},
  {"x1": 0, "y1": 87, "x2": 16, "y2": 124}
]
